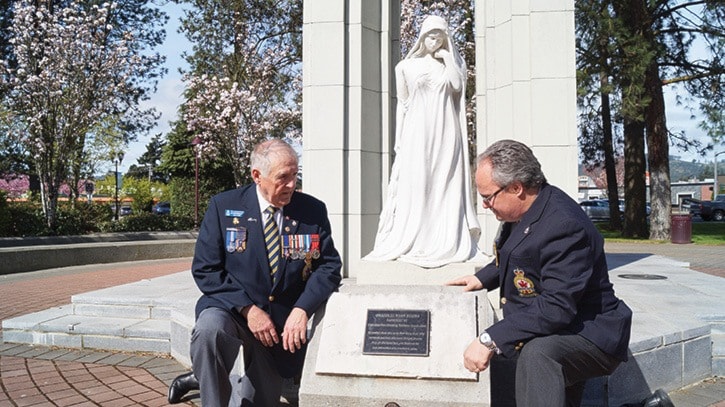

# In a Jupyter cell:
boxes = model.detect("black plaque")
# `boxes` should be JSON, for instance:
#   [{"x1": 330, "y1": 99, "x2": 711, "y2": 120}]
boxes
[{"x1": 362, "y1": 309, "x2": 430, "y2": 356}]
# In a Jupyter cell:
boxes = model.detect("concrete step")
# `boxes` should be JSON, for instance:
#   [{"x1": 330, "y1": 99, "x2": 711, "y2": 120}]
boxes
[{"x1": 1, "y1": 271, "x2": 198, "y2": 358}]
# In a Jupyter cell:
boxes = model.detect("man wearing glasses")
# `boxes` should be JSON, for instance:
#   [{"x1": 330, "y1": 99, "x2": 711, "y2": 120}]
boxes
[{"x1": 448, "y1": 139, "x2": 632, "y2": 406}]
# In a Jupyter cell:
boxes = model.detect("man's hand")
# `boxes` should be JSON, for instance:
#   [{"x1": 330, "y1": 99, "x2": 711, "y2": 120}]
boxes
[
  {"x1": 282, "y1": 307, "x2": 309, "y2": 353},
  {"x1": 445, "y1": 275, "x2": 484, "y2": 292},
  {"x1": 242, "y1": 305, "x2": 279, "y2": 347},
  {"x1": 463, "y1": 339, "x2": 494, "y2": 373}
]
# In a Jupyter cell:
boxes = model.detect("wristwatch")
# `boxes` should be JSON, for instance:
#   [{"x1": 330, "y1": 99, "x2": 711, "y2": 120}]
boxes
[{"x1": 478, "y1": 332, "x2": 502, "y2": 354}]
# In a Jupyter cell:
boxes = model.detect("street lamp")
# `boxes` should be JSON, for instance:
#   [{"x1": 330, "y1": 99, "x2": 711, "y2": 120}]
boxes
[
  {"x1": 114, "y1": 151, "x2": 125, "y2": 221},
  {"x1": 190, "y1": 136, "x2": 203, "y2": 228},
  {"x1": 715, "y1": 151, "x2": 724, "y2": 199}
]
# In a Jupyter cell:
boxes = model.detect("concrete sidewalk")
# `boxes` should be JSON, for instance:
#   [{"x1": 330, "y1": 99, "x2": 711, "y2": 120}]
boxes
[{"x1": 0, "y1": 244, "x2": 724, "y2": 406}]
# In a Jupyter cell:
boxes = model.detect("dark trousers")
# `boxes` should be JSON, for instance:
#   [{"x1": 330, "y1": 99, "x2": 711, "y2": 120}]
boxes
[
  {"x1": 190, "y1": 307, "x2": 283, "y2": 407},
  {"x1": 491, "y1": 333, "x2": 621, "y2": 407}
]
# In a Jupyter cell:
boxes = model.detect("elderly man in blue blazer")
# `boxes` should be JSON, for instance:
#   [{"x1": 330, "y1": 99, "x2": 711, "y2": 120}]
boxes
[
  {"x1": 169, "y1": 139, "x2": 342, "y2": 406},
  {"x1": 449, "y1": 140, "x2": 632, "y2": 407}
]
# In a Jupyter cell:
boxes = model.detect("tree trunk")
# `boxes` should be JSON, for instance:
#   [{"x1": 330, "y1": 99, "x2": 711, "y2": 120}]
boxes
[
  {"x1": 623, "y1": 119, "x2": 649, "y2": 238},
  {"x1": 644, "y1": 55, "x2": 672, "y2": 240},
  {"x1": 601, "y1": 74, "x2": 622, "y2": 231}
]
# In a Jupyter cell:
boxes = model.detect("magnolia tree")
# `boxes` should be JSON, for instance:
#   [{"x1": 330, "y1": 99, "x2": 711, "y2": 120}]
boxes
[
  {"x1": 183, "y1": 69, "x2": 301, "y2": 187},
  {"x1": 0, "y1": 0, "x2": 164, "y2": 230}
]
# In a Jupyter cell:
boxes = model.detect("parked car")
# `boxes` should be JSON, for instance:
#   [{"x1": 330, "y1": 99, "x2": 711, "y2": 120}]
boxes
[
  {"x1": 152, "y1": 201, "x2": 171, "y2": 215},
  {"x1": 110, "y1": 204, "x2": 133, "y2": 217},
  {"x1": 618, "y1": 199, "x2": 651, "y2": 217},
  {"x1": 579, "y1": 200, "x2": 611, "y2": 221},
  {"x1": 680, "y1": 198, "x2": 702, "y2": 217},
  {"x1": 700, "y1": 195, "x2": 725, "y2": 221}
]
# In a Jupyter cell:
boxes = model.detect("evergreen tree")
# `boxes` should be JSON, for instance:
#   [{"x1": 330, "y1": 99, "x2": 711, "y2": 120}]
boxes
[{"x1": 576, "y1": 0, "x2": 725, "y2": 240}]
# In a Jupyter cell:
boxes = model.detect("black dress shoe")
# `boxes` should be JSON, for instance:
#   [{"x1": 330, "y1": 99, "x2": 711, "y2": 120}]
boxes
[
  {"x1": 168, "y1": 372, "x2": 199, "y2": 404},
  {"x1": 641, "y1": 389, "x2": 674, "y2": 407}
]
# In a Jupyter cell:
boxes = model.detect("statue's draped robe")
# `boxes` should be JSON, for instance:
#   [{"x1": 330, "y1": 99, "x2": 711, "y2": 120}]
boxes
[{"x1": 365, "y1": 54, "x2": 480, "y2": 268}]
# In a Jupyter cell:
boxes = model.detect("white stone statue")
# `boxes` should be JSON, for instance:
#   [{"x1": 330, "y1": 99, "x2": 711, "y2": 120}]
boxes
[{"x1": 364, "y1": 15, "x2": 481, "y2": 268}]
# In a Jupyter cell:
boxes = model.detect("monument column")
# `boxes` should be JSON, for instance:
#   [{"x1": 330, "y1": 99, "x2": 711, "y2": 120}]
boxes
[
  {"x1": 302, "y1": 0, "x2": 398, "y2": 278},
  {"x1": 475, "y1": 1, "x2": 578, "y2": 247}
]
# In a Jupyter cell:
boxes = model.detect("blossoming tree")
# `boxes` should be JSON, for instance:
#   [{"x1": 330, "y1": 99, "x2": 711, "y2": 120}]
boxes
[
  {"x1": 178, "y1": 0, "x2": 301, "y2": 187},
  {"x1": 0, "y1": 0, "x2": 165, "y2": 230}
]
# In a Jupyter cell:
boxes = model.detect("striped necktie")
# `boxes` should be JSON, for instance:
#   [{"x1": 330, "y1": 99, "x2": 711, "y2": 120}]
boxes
[{"x1": 264, "y1": 206, "x2": 281, "y2": 278}]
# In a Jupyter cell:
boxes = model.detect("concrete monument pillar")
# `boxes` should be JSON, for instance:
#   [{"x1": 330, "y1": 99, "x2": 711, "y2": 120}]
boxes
[
  {"x1": 475, "y1": 1, "x2": 578, "y2": 247},
  {"x1": 302, "y1": 0, "x2": 399, "y2": 278}
]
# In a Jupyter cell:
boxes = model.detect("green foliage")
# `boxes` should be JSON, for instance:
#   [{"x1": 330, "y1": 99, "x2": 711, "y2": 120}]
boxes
[
  {"x1": 0, "y1": 190, "x2": 10, "y2": 233},
  {"x1": 0, "y1": 201, "x2": 46, "y2": 236},
  {"x1": 53, "y1": 201, "x2": 113, "y2": 236},
  {"x1": 122, "y1": 176, "x2": 164, "y2": 213},
  {"x1": 105, "y1": 212, "x2": 194, "y2": 232},
  {"x1": 0, "y1": 199, "x2": 195, "y2": 236}
]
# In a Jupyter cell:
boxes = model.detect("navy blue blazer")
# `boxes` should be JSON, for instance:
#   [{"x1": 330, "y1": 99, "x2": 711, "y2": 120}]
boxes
[
  {"x1": 191, "y1": 185, "x2": 342, "y2": 376},
  {"x1": 475, "y1": 184, "x2": 632, "y2": 361}
]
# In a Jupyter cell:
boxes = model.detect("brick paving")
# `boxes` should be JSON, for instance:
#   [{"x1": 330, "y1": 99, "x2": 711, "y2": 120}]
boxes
[
  {"x1": 0, "y1": 258, "x2": 197, "y2": 406},
  {"x1": 0, "y1": 244, "x2": 723, "y2": 406}
]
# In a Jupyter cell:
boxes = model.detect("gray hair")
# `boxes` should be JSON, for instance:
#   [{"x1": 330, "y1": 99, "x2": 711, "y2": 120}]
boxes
[
  {"x1": 250, "y1": 139, "x2": 298, "y2": 176},
  {"x1": 477, "y1": 139, "x2": 547, "y2": 189}
]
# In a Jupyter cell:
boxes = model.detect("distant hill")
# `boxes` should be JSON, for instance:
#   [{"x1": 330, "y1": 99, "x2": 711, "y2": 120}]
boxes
[
  {"x1": 670, "y1": 159, "x2": 707, "y2": 182},
  {"x1": 578, "y1": 156, "x2": 708, "y2": 182}
]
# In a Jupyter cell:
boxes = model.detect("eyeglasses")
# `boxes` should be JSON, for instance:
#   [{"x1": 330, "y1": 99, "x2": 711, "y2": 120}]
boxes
[{"x1": 481, "y1": 186, "x2": 505, "y2": 206}]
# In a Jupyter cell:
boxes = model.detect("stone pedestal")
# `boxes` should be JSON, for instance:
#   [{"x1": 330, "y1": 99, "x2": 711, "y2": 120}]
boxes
[
  {"x1": 299, "y1": 284, "x2": 494, "y2": 406},
  {"x1": 357, "y1": 258, "x2": 492, "y2": 286}
]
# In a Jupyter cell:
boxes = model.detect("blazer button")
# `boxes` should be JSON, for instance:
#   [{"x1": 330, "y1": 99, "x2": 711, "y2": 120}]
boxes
[
  {"x1": 500, "y1": 297, "x2": 507, "y2": 305},
  {"x1": 268, "y1": 295, "x2": 275, "y2": 302}
]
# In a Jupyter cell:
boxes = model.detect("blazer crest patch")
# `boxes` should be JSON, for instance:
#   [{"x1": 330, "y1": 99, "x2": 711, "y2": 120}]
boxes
[{"x1": 513, "y1": 268, "x2": 537, "y2": 297}]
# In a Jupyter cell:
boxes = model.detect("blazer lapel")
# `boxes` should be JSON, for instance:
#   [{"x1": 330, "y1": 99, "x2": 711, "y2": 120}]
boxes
[
  {"x1": 239, "y1": 187, "x2": 271, "y2": 281},
  {"x1": 498, "y1": 185, "x2": 551, "y2": 285}
]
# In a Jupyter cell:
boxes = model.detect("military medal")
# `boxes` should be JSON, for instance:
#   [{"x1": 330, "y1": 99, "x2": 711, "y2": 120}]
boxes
[
  {"x1": 290, "y1": 235, "x2": 300, "y2": 259},
  {"x1": 225, "y1": 227, "x2": 247, "y2": 253},
  {"x1": 302, "y1": 252, "x2": 313, "y2": 281},
  {"x1": 311, "y1": 234, "x2": 320, "y2": 259}
]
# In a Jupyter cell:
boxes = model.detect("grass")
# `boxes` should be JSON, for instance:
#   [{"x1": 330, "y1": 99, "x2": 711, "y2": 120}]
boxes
[{"x1": 595, "y1": 221, "x2": 725, "y2": 245}]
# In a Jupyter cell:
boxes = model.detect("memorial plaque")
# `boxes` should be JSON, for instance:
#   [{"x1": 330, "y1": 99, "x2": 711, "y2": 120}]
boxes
[{"x1": 363, "y1": 309, "x2": 430, "y2": 356}]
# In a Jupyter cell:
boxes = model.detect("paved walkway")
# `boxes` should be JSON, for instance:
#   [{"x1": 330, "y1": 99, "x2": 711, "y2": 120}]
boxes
[
  {"x1": 0, "y1": 258, "x2": 197, "y2": 406},
  {"x1": 0, "y1": 244, "x2": 723, "y2": 406}
]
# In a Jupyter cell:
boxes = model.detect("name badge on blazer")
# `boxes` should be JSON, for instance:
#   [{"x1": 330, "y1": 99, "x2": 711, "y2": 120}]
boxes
[{"x1": 225, "y1": 227, "x2": 247, "y2": 253}]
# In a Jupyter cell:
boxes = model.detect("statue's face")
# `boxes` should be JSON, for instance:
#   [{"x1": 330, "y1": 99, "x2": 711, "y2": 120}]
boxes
[{"x1": 423, "y1": 30, "x2": 445, "y2": 53}]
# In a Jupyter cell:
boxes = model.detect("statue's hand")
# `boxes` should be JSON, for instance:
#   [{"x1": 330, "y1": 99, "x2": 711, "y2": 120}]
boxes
[{"x1": 434, "y1": 48, "x2": 451, "y2": 61}]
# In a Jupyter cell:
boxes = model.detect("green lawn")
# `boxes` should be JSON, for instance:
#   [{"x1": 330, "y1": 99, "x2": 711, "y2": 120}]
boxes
[{"x1": 595, "y1": 221, "x2": 725, "y2": 245}]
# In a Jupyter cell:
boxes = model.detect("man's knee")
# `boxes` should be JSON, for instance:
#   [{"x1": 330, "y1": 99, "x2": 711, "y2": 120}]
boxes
[{"x1": 192, "y1": 308, "x2": 240, "y2": 345}]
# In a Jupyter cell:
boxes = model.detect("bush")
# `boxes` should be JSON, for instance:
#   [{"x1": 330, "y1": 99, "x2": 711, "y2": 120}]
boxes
[
  {"x1": 53, "y1": 201, "x2": 113, "y2": 235},
  {"x1": 0, "y1": 198, "x2": 195, "y2": 237},
  {"x1": 109, "y1": 212, "x2": 195, "y2": 232},
  {"x1": 0, "y1": 201, "x2": 46, "y2": 236}
]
